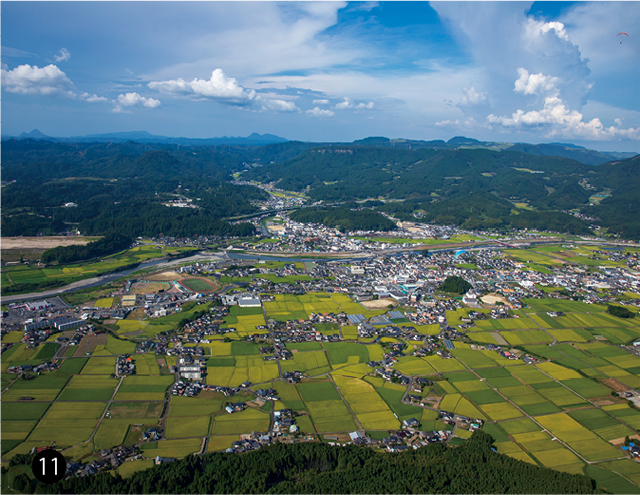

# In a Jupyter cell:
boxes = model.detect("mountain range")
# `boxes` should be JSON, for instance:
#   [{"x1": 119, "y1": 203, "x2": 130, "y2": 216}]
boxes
[{"x1": 2, "y1": 130, "x2": 636, "y2": 165}]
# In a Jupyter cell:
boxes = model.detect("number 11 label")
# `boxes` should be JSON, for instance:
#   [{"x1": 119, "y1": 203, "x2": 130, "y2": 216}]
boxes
[{"x1": 31, "y1": 449, "x2": 66, "y2": 484}]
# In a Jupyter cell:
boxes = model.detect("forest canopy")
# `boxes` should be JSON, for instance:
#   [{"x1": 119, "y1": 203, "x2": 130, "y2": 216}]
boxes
[{"x1": 21, "y1": 432, "x2": 601, "y2": 494}]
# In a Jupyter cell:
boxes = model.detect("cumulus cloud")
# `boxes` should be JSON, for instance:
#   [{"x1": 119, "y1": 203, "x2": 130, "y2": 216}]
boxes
[
  {"x1": 312, "y1": 99, "x2": 330, "y2": 105},
  {"x1": 435, "y1": 119, "x2": 460, "y2": 127},
  {"x1": 458, "y1": 85, "x2": 488, "y2": 107},
  {"x1": 432, "y1": 3, "x2": 593, "y2": 115},
  {"x1": 514, "y1": 68, "x2": 560, "y2": 96},
  {"x1": 259, "y1": 98, "x2": 299, "y2": 112},
  {"x1": 148, "y1": 68, "x2": 256, "y2": 105},
  {"x1": 427, "y1": 3, "x2": 640, "y2": 142},
  {"x1": 306, "y1": 107, "x2": 334, "y2": 117},
  {"x1": 1, "y1": 64, "x2": 75, "y2": 97},
  {"x1": 456, "y1": 85, "x2": 491, "y2": 120},
  {"x1": 54, "y1": 48, "x2": 71, "y2": 62},
  {"x1": 332, "y1": 97, "x2": 374, "y2": 110},
  {"x1": 79, "y1": 92, "x2": 108, "y2": 103},
  {"x1": 486, "y1": 95, "x2": 640, "y2": 140},
  {"x1": 113, "y1": 92, "x2": 161, "y2": 113}
]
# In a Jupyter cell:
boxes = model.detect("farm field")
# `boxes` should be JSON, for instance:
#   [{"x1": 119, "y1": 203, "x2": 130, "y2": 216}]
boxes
[
  {"x1": 2, "y1": 275, "x2": 640, "y2": 493},
  {"x1": 1, "y1": 245, "x2": 198, "y2": 296}
]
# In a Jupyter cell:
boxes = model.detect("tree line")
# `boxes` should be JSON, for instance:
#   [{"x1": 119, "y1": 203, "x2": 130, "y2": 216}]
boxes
[
  {"x1": 41, "y1": 233, "x2": 133, "y2": 264},
  {"x1": 11, "y1": 431, "x2": 603, "y2": 494}
]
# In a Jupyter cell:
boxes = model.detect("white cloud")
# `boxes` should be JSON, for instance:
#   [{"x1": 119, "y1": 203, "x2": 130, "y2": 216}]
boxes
[
  {"x1": 458, "y1": 85, "x2": 488, "y2": 107},
  {"x1": 1, "y1": 64, "x2": 75, "y2": 97},
  {"x1": 259, "y1": 98, "x2": 299, "y2": 112},
  {"x1": 435, "y1": 119, "x2": 460, "y2": 127},
  {"x1": 54, "y1": 48, "x2": 71, "y2": 62},
  {"x1": 333, "y1": 97, "x2": 374, "y2": 110},
  {"x1": 334, "y1": 98, "x2": 353, "y2": 110},
  {"x1": 432, "y1": 3, "x2": 593, "y2": 114},
  {"x1": 486, "y1": 95, "x2": 640, "y2": 140},
  {"x1": 514, "y1": 68, "x2": 560, "y2": 96},
  {"x1": 557, "y1": 3, "x2": 640, "y2": 78},
  {"x1": 148, "y1": 68, "x2": 256, "y2": 105},
  {"x1": 355, "y1": 102, "x2": 374, "y2": 109},
  {"x1": 312, "y1": 99, "x2": 330, "y2": 105},
  {"x1": 79, "y1": 92, "x2": 108, "y2": 103},
  {"x1": 306, "y1": 107, "x2": 334, "y2": 118},
  {"x1": 2, "y1": 46, "x2": 40, "y2": 59},
  {"x1": 113, "y1": 92, "x2": 161, "y2": 113},
  {"x1": 347, "y1": 0, "x2": 380, "y2": 12}
]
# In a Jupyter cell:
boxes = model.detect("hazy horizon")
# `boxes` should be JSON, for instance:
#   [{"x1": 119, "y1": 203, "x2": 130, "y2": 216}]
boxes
[{"x1": 3, "y1": 1, "x2": 640, "y2": 151}]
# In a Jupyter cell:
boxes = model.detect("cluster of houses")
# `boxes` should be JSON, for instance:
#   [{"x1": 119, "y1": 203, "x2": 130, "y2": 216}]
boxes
[
  {"x1": 439, "y1": 411, "x2": 484, "y2": 432},
  {"x1": 116, "y1": 355, "x2": 135, "y2": 375},
  {"x1": 382, "y1": 430, "x2": 453, "y2": 451},
  {"x1": 225, "y1": 402, "x2": 247, "y2": 414},
  {"x1": 271, "y1": 322, "x2": 341, "y2": 344},
  {"x1": 7, "y1": 361, "x2": 59, "y2": 375},
  {"x1": 178, "y1": 356, "x2": 207, "y2": 380},
  {"x1": 227, "y1": 432, "x2": 272, "y2": 453},
  {"x1": 172, "y1": 380, "x2": 204, "y2": 397},
  {"x1": 255, "y1": 388, "x2": 280, "y2": 401},
  {"x1": 272, "y1": 409, "x2": 299, "y2": 435},
  {"x1": 622, "y1": 441, "x2": 640, "y2": 459},
  {"x1": 64, "y1": 445, "x2": 140, "y2": 478},
  {"x1": 142, "y1": 427, "x2": 162, "y2": 442}
]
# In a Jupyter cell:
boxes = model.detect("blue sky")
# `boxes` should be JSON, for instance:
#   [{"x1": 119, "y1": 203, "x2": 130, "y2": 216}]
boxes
[{"x1": 2, "y1": 1, "x2": 639, "y2": 151}]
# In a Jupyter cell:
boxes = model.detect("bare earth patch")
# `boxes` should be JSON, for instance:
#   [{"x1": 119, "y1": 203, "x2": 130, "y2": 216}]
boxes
[
  {"x1": 602, "y1": 378, "x2": 631, "y2": 393},
  {"x1": 610, "y1": 435, "x2": 640, "y2": 446},
  {"x1": 73, "y1": 333, "x2": 107, "y2": 357},
  {"x1": 360, "y1": 298, "x2": 398, "y2": 309},
  {"x1": 1, "y1": 236, "x2": 97, "y2": 250},
  {"x1": 145, "y1": 271, "x2": 181, "y2": 281},
  {"x1": 131, "y1": 282, "x2": 170, "y2": 294},
  {"x1": 481, "y1": 294, "x2": 510, "y2": 306}
]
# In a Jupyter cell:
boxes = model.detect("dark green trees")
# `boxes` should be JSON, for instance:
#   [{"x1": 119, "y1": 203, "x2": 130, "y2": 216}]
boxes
[{"x1": 439, "y1": 276, "x2": 472, "y2": 294}]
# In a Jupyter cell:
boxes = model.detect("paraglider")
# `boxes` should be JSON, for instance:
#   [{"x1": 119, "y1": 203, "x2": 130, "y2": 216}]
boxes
[{"x1": 617, "y1": 32, "x2": 629, "y2": 44}]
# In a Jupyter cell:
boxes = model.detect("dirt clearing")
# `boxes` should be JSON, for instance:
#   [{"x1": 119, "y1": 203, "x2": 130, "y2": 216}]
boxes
[
  {"x1": 602, "y1": 378, "x2": 632, "y2": 393},
  {"x1": 73, "y1": 333, "x2": 107, "y2": 357},
  {"x1": 145, "y1": 271, "x2": 181, "y2": 281},
  {"x1": 2, "y1": 237, "x2": 97, "y2": 250},
  {"x1": 360, "y1": 298, "x2": 398, "y2": 309}
]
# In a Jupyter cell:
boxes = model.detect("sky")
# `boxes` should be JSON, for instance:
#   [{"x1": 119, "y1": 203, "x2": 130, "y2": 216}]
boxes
[{"x1": 2, "y1": 1, "x2": 640, "y2": 151}]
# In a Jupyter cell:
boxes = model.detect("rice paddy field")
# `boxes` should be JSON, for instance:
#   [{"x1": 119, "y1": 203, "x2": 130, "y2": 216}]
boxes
[
  {"x1": 2, "y1": 284, "x2": 639, "y2": 491},
  {"x1": 262, "y1": 292, "x2": 385, "y2": 322}
]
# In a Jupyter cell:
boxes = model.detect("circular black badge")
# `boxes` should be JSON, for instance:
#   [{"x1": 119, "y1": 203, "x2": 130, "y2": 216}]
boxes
[{"x1": 31, "y1": 449, "x2": 67, "y2": 484}]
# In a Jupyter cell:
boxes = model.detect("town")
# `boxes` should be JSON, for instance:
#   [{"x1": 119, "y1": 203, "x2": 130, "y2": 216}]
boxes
[{"x1": 2, "y1": 233, "x2": 640, "y2": 486}]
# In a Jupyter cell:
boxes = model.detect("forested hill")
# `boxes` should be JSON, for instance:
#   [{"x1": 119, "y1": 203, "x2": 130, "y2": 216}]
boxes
[
  {"x1": 240, "y1": 145, "x2": 639, "y2": 238},
  {"x1": 243, "y1": 146, "x2": 596, "y2": 201},
  {"x1": 2, "y1": 138, "x2": 638, "y2": 238},
  {"x1": 1, "y1": 140, "x2": 267, "y2": 238},
  {"x1": 28, "y1": 432, "x2": 602, "y2": 494}
]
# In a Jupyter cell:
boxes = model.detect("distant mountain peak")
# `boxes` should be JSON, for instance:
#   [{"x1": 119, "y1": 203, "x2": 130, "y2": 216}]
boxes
[{"x1": 18, "y1": 129, "x2": 50, "y2": 139}]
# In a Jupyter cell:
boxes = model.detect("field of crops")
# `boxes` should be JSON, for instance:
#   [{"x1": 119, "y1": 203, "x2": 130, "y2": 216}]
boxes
[{"x1": 3, "y1": 280, "x2": 640, "y2": 495}]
